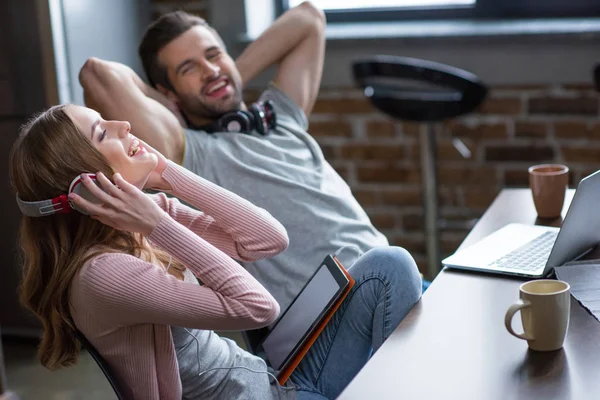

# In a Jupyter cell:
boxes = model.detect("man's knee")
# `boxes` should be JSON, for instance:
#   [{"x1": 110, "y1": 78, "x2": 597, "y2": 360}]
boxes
[
  {"x1": 354, "y1": 247, "x2": 422, "y2": 301},
  {"x1": 358, "y1": 246, "x2": 418, "y2": 273}
]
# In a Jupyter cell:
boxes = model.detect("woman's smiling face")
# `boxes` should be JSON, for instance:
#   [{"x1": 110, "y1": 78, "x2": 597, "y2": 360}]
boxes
[{"x1": 66, "y1": 105, "x2": 158, "y2": 188}]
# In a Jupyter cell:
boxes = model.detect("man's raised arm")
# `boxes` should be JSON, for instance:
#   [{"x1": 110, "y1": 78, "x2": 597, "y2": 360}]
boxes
[
  {"x1": 235, "y1": 1, "x2": 326, "y2": 118},
  {"x1": 79, "y1": 58, "x2": 185, "y2": 163}
]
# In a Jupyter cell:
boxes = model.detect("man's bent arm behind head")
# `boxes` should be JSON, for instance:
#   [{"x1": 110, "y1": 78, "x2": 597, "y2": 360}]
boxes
[
  {"x1": 79, "y1": 58, "x2": 185, "y2": 163},
  {"x1": 235, "y1": 1, "x2": 326, "y2": 119}
]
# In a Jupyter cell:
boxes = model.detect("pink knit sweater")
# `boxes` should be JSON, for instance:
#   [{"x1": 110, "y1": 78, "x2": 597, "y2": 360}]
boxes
[{"x1": 69, "y1": 161, "x2": 288, "y2": 399}]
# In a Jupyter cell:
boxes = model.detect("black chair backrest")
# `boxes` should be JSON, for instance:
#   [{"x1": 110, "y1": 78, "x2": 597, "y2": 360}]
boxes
[
  {"x1": 594, "y1": 63, "x2": 600, "y2": 93},
  {"x1": 353, "y1": 55, "x2": 488, "y2": 122},
  {"x1": 74, "y1": 330, "x2": 125, "y2": 400}
]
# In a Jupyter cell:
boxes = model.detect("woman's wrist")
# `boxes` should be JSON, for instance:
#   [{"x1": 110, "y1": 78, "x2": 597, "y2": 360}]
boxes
[
  {"x1": 143, "y1": 208, "x2": 166, "y2": 236},
  {"x1": 149, "y1": 176, "x2": 173, "y2": 192},
  {"x1": 145, "y1": 163, "x2": 173, "y2": 192}
]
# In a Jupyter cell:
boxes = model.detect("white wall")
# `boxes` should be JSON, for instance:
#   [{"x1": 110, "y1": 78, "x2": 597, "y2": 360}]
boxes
[{"x1": 57, "y1": 0, "x2": 151, "y2": 105}]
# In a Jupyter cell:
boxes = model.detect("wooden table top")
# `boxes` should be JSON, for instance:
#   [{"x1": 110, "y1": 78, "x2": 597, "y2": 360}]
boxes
[{"x1": 339, "y1": 189, "x2": 600, "y2": 400}]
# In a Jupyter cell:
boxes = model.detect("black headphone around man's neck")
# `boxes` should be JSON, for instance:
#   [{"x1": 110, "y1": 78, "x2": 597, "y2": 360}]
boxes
[{"x1": 199, "y1": 100, "x2": 277, "y2": 135}]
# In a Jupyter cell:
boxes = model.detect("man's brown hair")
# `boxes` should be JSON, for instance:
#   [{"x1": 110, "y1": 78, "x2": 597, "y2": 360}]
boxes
[{"x1": 139, "y1": 11, "x2": 225, "y2": 90}]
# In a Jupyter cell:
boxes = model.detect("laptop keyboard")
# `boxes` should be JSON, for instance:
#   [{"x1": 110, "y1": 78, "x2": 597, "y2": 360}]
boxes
[{"x1": 487, "y1": 231, "x2": 558, "y2": 272}]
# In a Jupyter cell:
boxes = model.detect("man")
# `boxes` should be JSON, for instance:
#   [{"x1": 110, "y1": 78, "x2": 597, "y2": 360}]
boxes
[{"x1": 79, "y1": 2, "x2": 422, "y2": 316}]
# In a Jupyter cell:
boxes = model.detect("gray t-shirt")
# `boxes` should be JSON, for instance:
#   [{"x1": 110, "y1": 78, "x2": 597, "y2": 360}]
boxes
[
  {"x1": 172, "y1": 269, "x2": 295, "y2": 400},
  {"x1": 183, "y1": 83, "x2": 388, "y2": 312}
]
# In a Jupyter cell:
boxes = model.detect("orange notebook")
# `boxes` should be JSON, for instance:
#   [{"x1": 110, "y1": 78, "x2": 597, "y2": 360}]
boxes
[{"x1": 276, "y1": 256, "x2": 355, "y2": 385}]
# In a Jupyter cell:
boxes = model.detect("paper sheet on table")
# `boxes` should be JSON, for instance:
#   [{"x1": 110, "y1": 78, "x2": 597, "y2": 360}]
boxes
[{"x1": 555, "y1": 261, "x2": 600, "y2": 323}]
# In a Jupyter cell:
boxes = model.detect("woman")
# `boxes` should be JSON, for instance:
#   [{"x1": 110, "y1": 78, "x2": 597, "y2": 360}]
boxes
[{"x1": 10, "y1": 105, "x2": 422, "y2": 400}]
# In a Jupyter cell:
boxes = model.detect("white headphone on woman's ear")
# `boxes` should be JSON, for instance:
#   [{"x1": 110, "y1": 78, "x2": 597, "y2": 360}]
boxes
[{"x1": 16, "y1": 173, "x2": 102, "y2": 217}]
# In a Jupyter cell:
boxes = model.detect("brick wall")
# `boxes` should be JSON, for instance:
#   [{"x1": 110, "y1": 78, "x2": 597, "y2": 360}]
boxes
[
  {"x1": 150, "y1": 1, "x2": 600, "y2": 274},
  {"x1": 252, "y1": 85, "x2": 600, "y2": 273}
]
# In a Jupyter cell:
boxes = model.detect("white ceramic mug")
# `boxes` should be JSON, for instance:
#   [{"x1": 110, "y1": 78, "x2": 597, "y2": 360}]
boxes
[{"x1": 504, "y1": 280, "x2": 570, "y2": 351}]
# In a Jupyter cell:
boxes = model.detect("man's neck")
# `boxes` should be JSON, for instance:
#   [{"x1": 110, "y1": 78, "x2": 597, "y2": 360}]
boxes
[
  {"x1": 184, "y1": 102, "x2": 248, "y2": 130},
  {"x1": 184, "y1": 114, "x2": 212, "y2": 131}
]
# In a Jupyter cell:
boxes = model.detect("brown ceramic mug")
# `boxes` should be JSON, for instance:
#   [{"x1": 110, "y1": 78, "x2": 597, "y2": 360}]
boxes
[{"x1": 528, "y1": 164, "x2": 569, "y2": 218}]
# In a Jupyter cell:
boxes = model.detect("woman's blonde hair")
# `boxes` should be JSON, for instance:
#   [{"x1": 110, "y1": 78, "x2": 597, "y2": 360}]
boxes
[{"x1": 9, "y1": 105, "x2": 184, "y2": 370}]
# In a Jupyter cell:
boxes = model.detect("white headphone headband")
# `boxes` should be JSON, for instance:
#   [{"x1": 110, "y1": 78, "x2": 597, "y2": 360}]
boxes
[{"x1": 15, "y1": 174, "x2": 99, "y2": 217}]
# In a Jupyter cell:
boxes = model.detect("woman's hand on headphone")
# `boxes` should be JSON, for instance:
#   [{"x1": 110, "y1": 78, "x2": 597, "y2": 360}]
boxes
[
  {"x1": 68, "y1": 172, "x2": 165, "y2": 236},
  {"x1": 138, "y1": 138, "x2": 172, "y2": 192}
]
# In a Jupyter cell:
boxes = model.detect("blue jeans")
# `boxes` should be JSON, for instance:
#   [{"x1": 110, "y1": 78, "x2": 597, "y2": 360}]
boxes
[{"x1": 290, "y1": 246, "x2": 422, "y2": 399}]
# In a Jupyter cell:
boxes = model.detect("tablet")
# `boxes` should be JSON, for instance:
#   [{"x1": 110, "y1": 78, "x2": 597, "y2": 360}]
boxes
[{"x1": 261, "y1": 255, "x2": 350, "y2": 372}]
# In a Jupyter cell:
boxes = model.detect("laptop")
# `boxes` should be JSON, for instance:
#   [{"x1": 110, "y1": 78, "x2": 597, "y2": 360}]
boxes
[{"x1": 442, "y1": 170, "x2": 600, "y2": 278}]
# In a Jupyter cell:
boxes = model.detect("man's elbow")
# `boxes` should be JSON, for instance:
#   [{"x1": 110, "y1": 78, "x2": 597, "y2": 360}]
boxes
[
  {"x1": 298, "y1": 1, "x2": 326, "y2": 32},
  {"x1": 79, "y1": 57, "x2": 102, "y2": 88},
  {"x1": 79, "y1": 57, "x2": 121, "y2": 90}
]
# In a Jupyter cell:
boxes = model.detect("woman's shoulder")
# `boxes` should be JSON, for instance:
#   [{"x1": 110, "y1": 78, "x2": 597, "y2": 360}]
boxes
[
  {"x1": 69, "y1": 251, "x2": 137, "y2": 321},
  {"x1": 83, "y1": 250, "x2": 137, "y2": 268},
  {"x1": 70, "y1": 251, "x2": 161, "y2": 332},
  {"x1": 74, "y1": 251, "x2": 139, "y2": 288}
]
